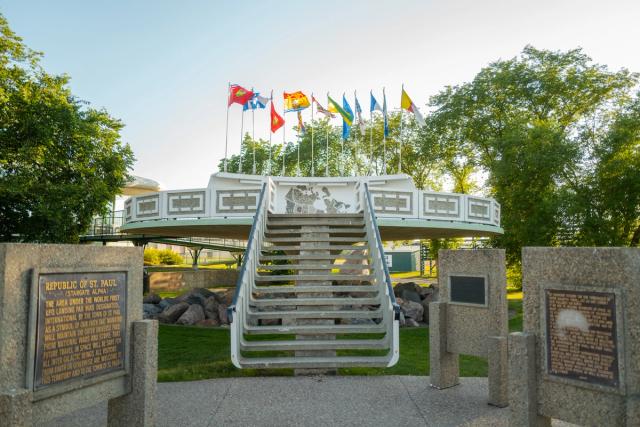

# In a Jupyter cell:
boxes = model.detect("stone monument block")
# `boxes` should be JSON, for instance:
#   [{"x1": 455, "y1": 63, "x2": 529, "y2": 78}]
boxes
[
  {"x1": 509, "y1": 247, "x2": 640, "y2": 426},
  {"x1": 0, "y1": 243, "x2": 157, "y2": 426},
  {"x1": 429, "y1": 249, "x2": 508, "y2": 407}
]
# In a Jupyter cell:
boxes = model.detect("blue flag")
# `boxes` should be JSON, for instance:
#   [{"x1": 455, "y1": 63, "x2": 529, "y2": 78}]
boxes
[
  {"x1": 382, "y1": 89, "x2": 389, "y2": 137},
  {"x1": 342, "y1": 94, "x2": 353, "y2": 140},
  {"x1": 370, "y1": 91, "x2": 383, "y2": 112},
  {"x1": 243, "y1": 92, "x2": 269, "y2": 111},
  {"x1": 355, "y1": 95, "x2": 365, "y2": 134}
]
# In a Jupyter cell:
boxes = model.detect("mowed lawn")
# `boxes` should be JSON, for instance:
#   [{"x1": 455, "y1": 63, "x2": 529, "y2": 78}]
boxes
[{"x1": 157, "y1": 298, "x2": 524, "y2": 382}]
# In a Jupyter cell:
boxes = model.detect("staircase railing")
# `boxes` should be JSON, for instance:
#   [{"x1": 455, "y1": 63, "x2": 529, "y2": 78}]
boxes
[
  {"x1": 228, "y1": 182, "x2": 269, "y2": 368},
  {"x1": 363, "y1": 182, "x2": 400, "y2": 366}
]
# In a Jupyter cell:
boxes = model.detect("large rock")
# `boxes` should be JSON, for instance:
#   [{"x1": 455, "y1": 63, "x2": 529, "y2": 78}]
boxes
[
  {"x1": 394, "y1": 282, "x2": 428, "y2": 301},
  {"x1": 143, "y1": 303, "x2": 162, "y2": 315},
  {"x1": 401, "y1": 290, "x2": 422, "y2": 304},
  {"x1": 218, "y1": 304, "x2": 229, "y2": 325},
  {"x1": 420, "y1": 291, "x2": 437, "y2": 323},
  {"x1": 195, "y1": 288, "x2": 216, "y2": 299},
  {"x1": 398, "y1": 297, "x2": 424, "y2": 321},
  {"x1": 158, "y1": 301, "x2": 189, "y2": 324},
  {"x1": 176, "y1": 304, "x2": 205, "y2": 325},
  {"x1": 204, "y1": 296, "x2": 220, "y2": 320},
  {"x1": 177, "y1": 288, "x2": 207, "y2": 306},
  {"x1": 143, "y1": 293, "x2": 162, "y2": 304},
  {"x1": 215, "y1": 288, "x2": 235, "y2": 306},
  {"x1": 158, "y1": 297, "x2": 179, "y2": 311}
]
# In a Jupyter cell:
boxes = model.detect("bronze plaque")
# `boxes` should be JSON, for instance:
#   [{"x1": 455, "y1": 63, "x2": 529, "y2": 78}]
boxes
[
  {"x1": 545, "y1": 289, "x2": 619, "y2": 388},
  {"x1": 33, "y1": 271, "x2": 127, "y2": 391}
]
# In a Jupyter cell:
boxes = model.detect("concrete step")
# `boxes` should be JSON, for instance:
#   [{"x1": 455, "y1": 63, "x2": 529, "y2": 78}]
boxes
[
  {"x1": 255, "y1": 274, "x2": 374, "y2": 282},
  {"x1": 258, "y1": 264, "x2": 370, "y2": 271},
  {"x1": 264, "y1": 236, "x2": 366, "y2": 243},
  {"x1": 250, "y1": 297, "x2": 379, "y2": 306},
  {"x1": 235, "y1": 355, "x2": 392, "y2": 369},
  {"x1": 244, "y1": 323, "x2": 386, "y2": 335},
  {"x1": 240, "y1": 338, "x2": 389, "y2": 351},
  {"x1": 260, "y1": 254, "x2": 369, "y2": 262},
  {"x1": 267, "y1": 220, "x2": 365, "y2": 227},
  {"x1": 253, "y1": 285, "x2": 377, "y2": 294},
  {"x1": 262, "y1": 245, "x2": 367, "y2": 251},
  {"x1": 247, "y1": 309, "x2": 383, "y2": 320},
  {"x1": 265, "y1": 227, "x2": 365, "y2": 235}
]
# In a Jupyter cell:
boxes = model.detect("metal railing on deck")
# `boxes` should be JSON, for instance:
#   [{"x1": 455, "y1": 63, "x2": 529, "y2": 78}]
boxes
[{"x1": 228, "y1": 182, "x2": 269, "y2": 368}]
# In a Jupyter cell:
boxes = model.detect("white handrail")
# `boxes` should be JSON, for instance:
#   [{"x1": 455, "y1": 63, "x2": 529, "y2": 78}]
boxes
[
  {"x1": 229, "y1": 183, "x2": 269, "y2": 368},
  {"x1": 363, "y1": 183, "x2": 400, "y2": 367}
]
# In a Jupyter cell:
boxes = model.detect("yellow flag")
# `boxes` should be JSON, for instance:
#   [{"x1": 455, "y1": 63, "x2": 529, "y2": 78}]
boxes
[{"x1": 283, "y1": 91, "x2": 310, "y2": 112}]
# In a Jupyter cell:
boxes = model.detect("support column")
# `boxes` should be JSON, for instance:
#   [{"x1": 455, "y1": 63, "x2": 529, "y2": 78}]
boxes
[
  {"x1": 487, "y1": 335, "x2": 508, "y2": 407},
  {"x1": 0, "y1": 389, "x2": 32, "y2": 427},
  {"x1": 108, "y1": 320, "x2": 158, "y2": 427},
  {"x1": 508, "y1": 332, "x2": 550, "y2": 427},
  {"x1": 429, "y1": 301, "x2": 459, "y2": 389}
]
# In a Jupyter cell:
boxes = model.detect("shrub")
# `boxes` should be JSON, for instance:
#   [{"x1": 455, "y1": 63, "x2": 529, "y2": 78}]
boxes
[
  {"x1": 144, "y1": 248, "x2": 160, "y2": 265},
  {"x1": 157, "y1": 249, "x2": 183, "y2": 265}
]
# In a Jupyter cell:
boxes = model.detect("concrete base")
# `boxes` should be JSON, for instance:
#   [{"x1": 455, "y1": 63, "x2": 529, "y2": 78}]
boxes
[
  {"x1": 0, "y1": 388, "x2": 32, "y2": 427},
  {"x1": 108, "y1": 320, "x2": 158, "y2": 427}
]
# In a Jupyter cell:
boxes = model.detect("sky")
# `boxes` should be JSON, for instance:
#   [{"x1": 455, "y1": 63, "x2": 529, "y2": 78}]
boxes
[{"x1": 3, "y1": 0, "x2": 640, "y2": 191}]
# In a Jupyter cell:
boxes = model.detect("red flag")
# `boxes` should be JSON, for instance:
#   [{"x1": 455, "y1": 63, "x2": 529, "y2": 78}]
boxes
[
  {"x1": 228, "y1": 84, "x2": 254, "y2": 106},
  {"x1": 270, "y1": 102, "x2": 284, "y2": 133}
]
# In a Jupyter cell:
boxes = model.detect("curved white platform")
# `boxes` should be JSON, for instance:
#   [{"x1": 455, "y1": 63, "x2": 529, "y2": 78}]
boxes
[{"x1": 120, "y1": 173, "x2": 502, "y2": 240}]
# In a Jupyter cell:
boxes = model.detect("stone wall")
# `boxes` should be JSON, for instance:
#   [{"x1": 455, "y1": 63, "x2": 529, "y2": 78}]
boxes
[{"x1": 149, "y1": 269, "x2": 238, "y2": 291}]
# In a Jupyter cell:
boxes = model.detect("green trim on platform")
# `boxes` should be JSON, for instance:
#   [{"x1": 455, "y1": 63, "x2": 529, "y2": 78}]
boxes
[
  {"x1": 377, "y1": 218, "x2": 503, "y2": 235},
  {"x1": 120, "y1": 216, "x2": 503, "y2": 239},
  {"x1": 121, "y1": 217, "x2": 254, "y2": 231}
]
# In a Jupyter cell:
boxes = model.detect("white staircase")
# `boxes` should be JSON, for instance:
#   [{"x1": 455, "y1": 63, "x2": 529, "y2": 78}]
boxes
[{"x1": 229, "y1": 183, "x2": 400, "y2": 369}]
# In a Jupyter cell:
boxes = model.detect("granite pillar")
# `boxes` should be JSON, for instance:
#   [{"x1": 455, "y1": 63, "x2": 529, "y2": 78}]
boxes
[
  {"x1": 0, "y1": 388, "x2": 32, "y2": 427},
  {"x1": 108, "y1": 320, "x2": 158, "y2": 427},
  {"x1": 429, "y1": 302, "x2": 459, "y2": 389}
]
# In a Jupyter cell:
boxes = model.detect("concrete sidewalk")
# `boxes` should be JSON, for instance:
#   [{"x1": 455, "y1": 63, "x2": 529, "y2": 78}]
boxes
[{"x1": 41, "y1": 376, "x2": 573, "y2": 427}]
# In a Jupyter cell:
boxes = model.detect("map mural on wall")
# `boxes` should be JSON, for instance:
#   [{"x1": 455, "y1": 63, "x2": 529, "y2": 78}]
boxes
[{"x1": 285, "y1": 185, "x2": 351, "y2": 214}]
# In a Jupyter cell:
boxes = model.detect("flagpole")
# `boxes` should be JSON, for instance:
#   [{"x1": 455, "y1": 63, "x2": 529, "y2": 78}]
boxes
[
  {"x1": 399, "y1": 84, "x2": 404, "y2": 174},
  {"x1": 325, "y1": 124, "x2": 329, "y2": 176},
  {"x1": 239, "y1": 109, "x2": 244, "y2": 173},
  {"x1": 311, "y1": 93, "x2": 315, "y2": 177},
  {"x1": 383, "y1": 87, "x2": 387, "y2": 175},
  {"x1": 252, "y1": 89, "x2": 256, "y2": 175},
  {"x1": 224, "y1": 82, "x2": 230, "y2": 172},
  {"x1": 296, "y1": 112, "x2": 301, "y2": 177},
  {"x1": 268, "y1": 90, "x2": 273, "y2": 175},
  {"x1": 369, "y1": 93, "x2": 373, "y2": 176},
  {"x1": 353, "y1": 90, "x2": 358, "y2": 177},
  {"x1": 282, "y1": 109, "x2": 286, "y2": 176},
  {"x1": 326, "y1": 92, "x2": 330, "y2": 177}
]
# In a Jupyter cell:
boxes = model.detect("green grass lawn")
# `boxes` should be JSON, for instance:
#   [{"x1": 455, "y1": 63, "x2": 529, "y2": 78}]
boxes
[{"x1": 157, "y1": 299, "x2": 523, "y2": 382}]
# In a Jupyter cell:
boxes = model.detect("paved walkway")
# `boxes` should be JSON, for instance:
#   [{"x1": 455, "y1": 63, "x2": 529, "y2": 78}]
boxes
[{"x1": 41, "y1": 376, "x2": 574, "y2": 427}]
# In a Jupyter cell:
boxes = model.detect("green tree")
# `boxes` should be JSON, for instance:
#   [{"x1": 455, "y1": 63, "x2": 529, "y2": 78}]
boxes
[
  {"x1": 428, "y1": 46, "x2": 637, "y2": 262},
  {"x1": 0, "y1": 14, "x2": 134, "y2": 242}
]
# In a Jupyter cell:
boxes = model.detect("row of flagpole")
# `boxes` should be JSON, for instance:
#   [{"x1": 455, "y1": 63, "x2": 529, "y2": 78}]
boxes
[{"x1": 223, "y1": 84, "x2": 424, "y2": 177}]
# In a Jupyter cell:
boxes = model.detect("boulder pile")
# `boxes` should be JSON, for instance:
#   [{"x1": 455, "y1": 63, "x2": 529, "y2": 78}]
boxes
[
  {"x1": 143, "y1": 283, "x2": 438, "y2": 328},
  {"x1": 143, "y1": 287, "x2": 235, "y2": 327},
  {"x1": 393, "y1": 282, "x2": 438, "y2": 326}
]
